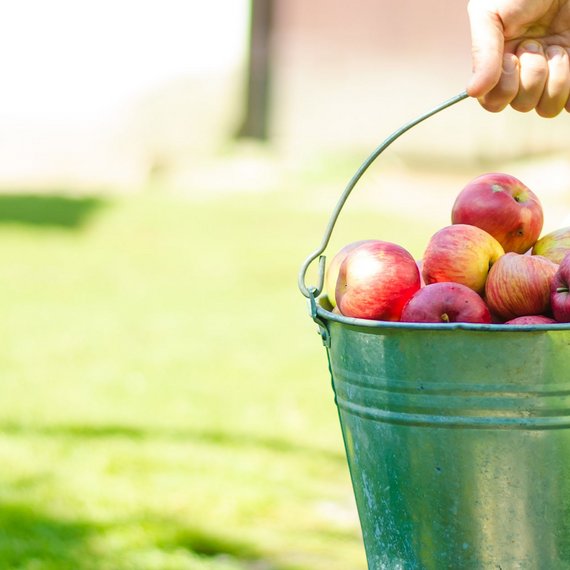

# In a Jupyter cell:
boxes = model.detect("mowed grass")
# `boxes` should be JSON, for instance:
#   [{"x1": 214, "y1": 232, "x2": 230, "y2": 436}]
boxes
[{"x1": 0, "y1": 175, "x2": 436, "y2": 570}]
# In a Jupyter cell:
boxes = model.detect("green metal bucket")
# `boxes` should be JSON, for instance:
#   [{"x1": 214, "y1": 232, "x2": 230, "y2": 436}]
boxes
[
  {"x1": 298, "y1": 92, "x2": 570, "y2": 569},
  {"x1": 322, "y1": 309, "x2": 570, "y2": 569}
]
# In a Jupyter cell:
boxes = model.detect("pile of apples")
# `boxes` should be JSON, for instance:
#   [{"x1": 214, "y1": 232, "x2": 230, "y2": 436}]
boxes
[{"x1": 325, "y1": 172, "x2": 570, "y2": 325}]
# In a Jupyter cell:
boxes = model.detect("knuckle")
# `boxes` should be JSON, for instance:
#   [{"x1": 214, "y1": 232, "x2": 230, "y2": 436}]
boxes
[
  {"x1": 481, "y1": 100, "x2": 507, "y2": 113},
  {"x1": 510, "y1": 100, "x2": 534, "y2": 113},
  {"x1": 536, "y1": 104, "x2": 562, "y2": 118}
]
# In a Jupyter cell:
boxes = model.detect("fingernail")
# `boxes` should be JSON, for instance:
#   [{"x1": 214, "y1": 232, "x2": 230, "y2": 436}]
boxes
[
  {"x1": 521, "y1": 40, "x2": 542, "y2": 54},
  {"x1": 502, "y1": 54, "x2": 517, "y2": 73},
  {"x1": 547, "y1": 45, "x2": 565, "y2": 60}
]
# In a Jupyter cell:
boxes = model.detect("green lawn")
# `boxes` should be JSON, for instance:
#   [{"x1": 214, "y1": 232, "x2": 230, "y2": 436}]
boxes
[{"x1": 0, "y1": 170, "x2": 437, "y2": 569}]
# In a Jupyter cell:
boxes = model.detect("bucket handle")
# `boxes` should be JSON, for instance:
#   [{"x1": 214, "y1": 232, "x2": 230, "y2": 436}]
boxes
[{"x1": 297, "y1": 90, "x2": 470, "y2": 299}]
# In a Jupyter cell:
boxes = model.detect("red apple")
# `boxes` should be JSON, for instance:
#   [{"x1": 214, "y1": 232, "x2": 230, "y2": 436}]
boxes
[
  {"x1": 325, "y1": 240, "x2": 371, "y2": 307},
  {"x1": 451, "y1": 172, "x2": 543, "y2": 253},
  {"x1": 400, "y1": 282, "x2": 492, "y2": 324},
  {"x1": 336, "y1": 240, "x2": 421, "y2": 321},
  {"x1": 532, "y1": 226, "x2": 570, "y2": 264},
  {"x1": 504, "y1": 315, "x2": 558, "y2": 325},
  {"x1": 485, "y1": 252, "x2": 559, "y2": 320},
  {"x1": 422, "y1": 224, "x2": 504, "y2": 294},
  {"x1": 551, "y1": 252, "x2": 570, "y2": 322}
]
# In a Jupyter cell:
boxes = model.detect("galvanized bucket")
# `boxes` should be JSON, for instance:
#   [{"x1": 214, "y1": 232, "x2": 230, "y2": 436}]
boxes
[{"x1": 298, "y1": 91, "x2": 570, "y2": 569}]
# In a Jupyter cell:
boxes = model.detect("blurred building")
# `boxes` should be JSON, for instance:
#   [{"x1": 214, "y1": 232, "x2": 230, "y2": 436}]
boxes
[
  {"x1": 0, "y1": 1, "x2": 568, "y2": 191},
  {"x1": 268, "y1": 0, "x2": 570, "y2": 162}
]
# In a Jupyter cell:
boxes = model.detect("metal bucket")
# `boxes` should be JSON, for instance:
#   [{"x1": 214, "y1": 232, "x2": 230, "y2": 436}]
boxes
[{"x1": 298, "y1": 92, "x2": 570, "y2": 569}]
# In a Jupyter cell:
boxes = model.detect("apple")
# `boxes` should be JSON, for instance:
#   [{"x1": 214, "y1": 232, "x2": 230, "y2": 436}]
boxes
[
  {"x1": 422, "y1": 224, "x2": 504, "y2": 294},
  {"x1": 325, "y1": 240, "x2": 371, "y2": 307},
  {"x1": 504, "y1": 315, "x2": 558, "y2": 325},
  {"x1": 336, "y1": 240, "x2": 421, "y2": 321},
  {"x1": 551, "y1": 252, "x2": 570, "y2": 322},
  {"x1": 532, "y1": 226, "x2": 570, "y2": 264},
  {"x1": 400, "y1": 282, "x2": 492, "y2": 324},
  {"x1": 485, "y1": 252, "x2": 559, "y2": 320},
  {"x1": 451, "y1": 172, "x2": 543, "y2": 254}
]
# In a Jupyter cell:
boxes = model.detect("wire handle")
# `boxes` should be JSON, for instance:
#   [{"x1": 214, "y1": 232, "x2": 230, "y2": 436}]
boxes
[{"x1": 297, "y1": 90, "x2": 470, "y2": 299}]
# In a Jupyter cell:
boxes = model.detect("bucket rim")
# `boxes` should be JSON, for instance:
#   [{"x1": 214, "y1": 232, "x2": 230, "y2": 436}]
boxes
[{"x1": 317, "y1": 298, "x2": 570, "y2": 333}]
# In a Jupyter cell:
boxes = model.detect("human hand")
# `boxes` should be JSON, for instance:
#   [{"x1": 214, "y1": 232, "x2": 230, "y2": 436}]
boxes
[{"x1": 467, "y1": 0, "x2": 570, "y2": 116}]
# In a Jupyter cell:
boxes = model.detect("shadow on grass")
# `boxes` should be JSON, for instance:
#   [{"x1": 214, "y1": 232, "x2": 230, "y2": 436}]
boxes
[
  {"x1": 0, "y1": 193, "x2": 108, "y2": 229},
  {"x1": 0, "y1": 422, "x2": 344, "y2": 463},
  {"x1": 155, "y1": 523, "x2": 282, "y2": 567},
  {"x1": 0, "y1": 502, "x2": 93, "y2": 570},
  {"x1": 0, "y1": 501, "x2": 295, "y2": 570}
]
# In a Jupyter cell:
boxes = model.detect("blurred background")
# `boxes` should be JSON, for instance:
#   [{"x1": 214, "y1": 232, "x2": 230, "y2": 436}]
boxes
[{"x1": 0, "y1": 2, "x2": 569, "y2": 569}]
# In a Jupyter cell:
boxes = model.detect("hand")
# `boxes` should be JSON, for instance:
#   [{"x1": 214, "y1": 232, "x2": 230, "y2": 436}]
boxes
[{"x1": 467, "y1": 0, "x2": 570, "y2": 116}]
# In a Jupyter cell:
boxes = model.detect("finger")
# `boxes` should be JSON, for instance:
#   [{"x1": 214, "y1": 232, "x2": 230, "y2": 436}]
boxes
[
  {"x1": 479, "y1": 53, "x2": 520, "y2": 112},
  {"x1": 510, "y1": 40, "x2": 548, "y2": 112},
  {"x1": 566, "y1": 49, "x2": 570, "y2": 113},
  {"x1": 466, "y1": 1, "x2": 504, "y2": 98},
  {"x1": 566, "y1": 49, "x2": 570, "y2": 111},
  {"x1": 536, "y1": 46, "x2": 570, "y2": 117}
]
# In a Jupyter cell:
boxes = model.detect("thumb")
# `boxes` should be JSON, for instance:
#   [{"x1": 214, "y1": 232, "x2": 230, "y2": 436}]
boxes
[{"x1": 466, "y1": 2, "x2": 505, "y2": 98}]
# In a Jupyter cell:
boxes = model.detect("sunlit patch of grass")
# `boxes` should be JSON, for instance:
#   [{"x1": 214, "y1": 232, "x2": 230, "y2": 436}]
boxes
[{"x1": 0, "y1": 178, "x2": 434, "y2": 569}]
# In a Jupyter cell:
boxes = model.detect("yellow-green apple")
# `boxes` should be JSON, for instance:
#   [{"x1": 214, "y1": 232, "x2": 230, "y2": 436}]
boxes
[
  {"x1": 532, "y1": 226, "x2": 570, "y2": 264},
  {"x1": 504, "y1": 315, "x2": 558, "y2": 325},
  {"x1": 451, "y1": 173, "x2": 543, "y2": 253},
  {"x1": 551, "y1": 253, "x2": 570, "y2": 322},
  {"x1": 325, "y1": 240, "x2": 370, "y2": 307},
  {"x1": 422, "y1": 224, "x2": 504, "y2": 294},
  {"x1": 400, "y1": 282, "x2": 492, "y2": 324},
  {"x1": 485, "y1": 252, "x2": 559, "y2": 320},
  {"x1": 336, "y1": 240, "x2": 421, "y2": 321}
]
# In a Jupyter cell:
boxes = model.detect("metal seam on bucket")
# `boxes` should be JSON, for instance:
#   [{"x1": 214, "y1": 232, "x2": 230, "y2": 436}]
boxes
[
  {"x1": 332, "y1": 365, "x2": 570, "y2": 396},
  {"x1": 334, "y1": 399, "x2": 570, "y2": 430}
]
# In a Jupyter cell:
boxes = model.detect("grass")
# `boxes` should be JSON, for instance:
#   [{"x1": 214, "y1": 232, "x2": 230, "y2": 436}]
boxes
[{"x1": 0, "y1": 167, "x2": 438, "y2": 569}]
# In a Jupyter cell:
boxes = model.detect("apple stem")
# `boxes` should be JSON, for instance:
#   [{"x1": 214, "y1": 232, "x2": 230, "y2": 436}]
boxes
[
  {"x1": 557, "y1": 286, "x2": 569, "y2": 294},
  {"x1": 441, "y1": 313, "x2": 450, "y2": 323}
]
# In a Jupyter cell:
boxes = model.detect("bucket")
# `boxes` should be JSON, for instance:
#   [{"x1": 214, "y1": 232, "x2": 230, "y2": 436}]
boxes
[{"x1": 298, "y1": 92, "x2": 570, "y2": 569}]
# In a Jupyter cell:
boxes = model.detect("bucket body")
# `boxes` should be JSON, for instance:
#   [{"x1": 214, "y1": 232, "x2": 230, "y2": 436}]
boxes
[{"x1": 323, "y1": 310, "x2": 570, "y2": 569}]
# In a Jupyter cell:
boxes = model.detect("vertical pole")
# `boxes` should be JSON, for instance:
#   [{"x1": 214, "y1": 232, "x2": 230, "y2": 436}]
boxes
[{"x1": 236, "y1": 0, "x2": 274, "y2": 140}]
